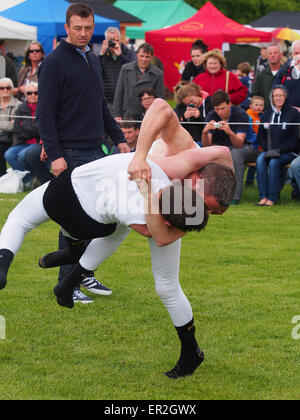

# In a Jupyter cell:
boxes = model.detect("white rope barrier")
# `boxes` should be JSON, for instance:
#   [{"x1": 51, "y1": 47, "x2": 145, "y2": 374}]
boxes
[
  {"x1": 121, "y1": 119, "x2": 300, "y2": 126},
  {"x1": 0, "y1": 116, "x2": 299, "y2": 126}
]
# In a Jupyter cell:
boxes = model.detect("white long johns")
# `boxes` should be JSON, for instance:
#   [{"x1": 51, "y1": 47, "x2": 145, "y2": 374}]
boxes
[
  {"x1": 79, "y1": 225, "x2": 131, "y2": 271},
  {"x1": 0, "y1": 183, "x2": 50, "y2": 254},
  {"x1": 148, "y1": 238, "x2": 193, "y2": 327},
  {"x1": 79, "y1": 230, "x2": 193, "y2": 327}
]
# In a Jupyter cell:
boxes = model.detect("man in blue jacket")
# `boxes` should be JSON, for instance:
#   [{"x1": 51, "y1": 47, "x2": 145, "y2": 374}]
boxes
[{"x1": 38, "y1": 3, "x2": 129, "y2": 304}]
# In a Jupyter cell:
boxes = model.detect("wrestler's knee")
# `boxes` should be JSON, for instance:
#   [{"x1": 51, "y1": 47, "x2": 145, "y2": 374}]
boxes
[
  {"x1": 152, "y1": 98, "x2": 173, "y2": 116},
  {"x1": 155, "y1": 279, "x2": 178, "y2": 303}
]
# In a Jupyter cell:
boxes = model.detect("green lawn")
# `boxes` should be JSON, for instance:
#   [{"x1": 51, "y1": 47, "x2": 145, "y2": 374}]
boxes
[{"x1": 0, "y1": 183, "x2": 300, "y2": 400}]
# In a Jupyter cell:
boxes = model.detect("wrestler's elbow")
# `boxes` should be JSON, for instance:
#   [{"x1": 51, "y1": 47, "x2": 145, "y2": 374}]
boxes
[
  {"x1": 130, "y1": 224, "x2": 152, "y2": 238},
  {"x1": 155, "y1": 239, "x2": 170, "y2": 247}
]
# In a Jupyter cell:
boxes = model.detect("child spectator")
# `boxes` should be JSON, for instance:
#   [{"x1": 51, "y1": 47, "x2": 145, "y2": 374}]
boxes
[
  {"x1": 237, "y1": 61, "x2": 252, "y2": 110},
  {"x1": 247, "y1": 96, "x2": 265, "y2": 147},
  {"x1": 245, "y1": 96, "x2": 265, "y2": 186}
]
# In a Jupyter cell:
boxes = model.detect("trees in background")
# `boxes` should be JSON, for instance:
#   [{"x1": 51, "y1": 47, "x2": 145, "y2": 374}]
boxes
[{"x1": 184, "y1": 0, "x2": 300, "y2": 24}]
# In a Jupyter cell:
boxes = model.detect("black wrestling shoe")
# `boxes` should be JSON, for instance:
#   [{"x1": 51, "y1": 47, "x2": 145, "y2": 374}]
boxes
[
  {"x1": 54, "y1": 284, "x2": 74, "y2": 309},
  {"x1": 0, "y1": 249, "x2": 14, "y2": 290},
  {"x1": 164, "y1": 347, "x2": 205, "y2": 379}
]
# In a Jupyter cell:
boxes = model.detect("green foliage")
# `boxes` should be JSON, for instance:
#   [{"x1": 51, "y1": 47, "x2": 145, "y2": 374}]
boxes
[
  {"x1": 176, "y1": 0, "x2": 300, "y2": 24},
  {"x1": 0, "y1": 185, "x2": 300, "y2": 399},
  {"x1": 111, "y1": 0, "x2": 300, "y2": 24}
]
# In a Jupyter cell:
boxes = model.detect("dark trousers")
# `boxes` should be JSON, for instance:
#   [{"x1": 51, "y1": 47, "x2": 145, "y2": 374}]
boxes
[
  {"x1": 24, "y1": 144, "x2": 53, "y2": 184},
  {"x1": 0, "y1": 144, "x2": 10, "y2": 177},
  {"x1": 58, "y1": 148, "x2": 107, "y2": 284}
]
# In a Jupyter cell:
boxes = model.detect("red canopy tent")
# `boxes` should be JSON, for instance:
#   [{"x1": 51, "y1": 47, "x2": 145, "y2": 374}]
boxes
[{"x1": 146, "y1": 2, "x2": 272, "y2": 91}]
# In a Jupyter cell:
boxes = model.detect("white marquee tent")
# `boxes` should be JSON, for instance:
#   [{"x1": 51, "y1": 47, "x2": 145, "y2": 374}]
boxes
[
  {"x1": 0, "y1": 0, "x2": 26, "y2": 12},
  {"x1": 0, "y1": 0, "x2": 37, "y2": 59},
  {"x1": 0, "y1": 15, "x2": 37, "y2": 40}
]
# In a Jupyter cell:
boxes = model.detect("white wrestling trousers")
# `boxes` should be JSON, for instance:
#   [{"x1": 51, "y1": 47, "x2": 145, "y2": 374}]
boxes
[
  {"x1": 0, "y1": 183, "x2": 50, "y2": 254},
  {"x1": 0, "y1": 184, "x2": 193, "y2": 327},
  {"x1": 80, "y1": 231, "x2": 193, "y2": 327}
]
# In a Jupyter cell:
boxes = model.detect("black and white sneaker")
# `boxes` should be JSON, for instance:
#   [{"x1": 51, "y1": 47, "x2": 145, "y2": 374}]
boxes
[
  {"x1": 72, "y1": 290, "x2": 93, "y2": 304},
  {"x1": 80, "y1": 275, "x2": 112, "y2": 296}
]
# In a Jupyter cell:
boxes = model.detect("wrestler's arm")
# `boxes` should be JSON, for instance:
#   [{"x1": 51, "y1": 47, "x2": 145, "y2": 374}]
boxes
[
  {"x1": 128, "y1": 98, "x2": 195, "y2": 181},
  {"x1": 130, "y1": 221, "x2": 184, "y2": 246},
  {"x1": 143, "y1": 211, "x2": 186, "y2": 247},
  {"x1": 150, "y1": 145, "x2": 234, "y2": 181},
  {"x1": 134, "y1": 179, "x2": 186, "y2": 247},
  {"x1": 130, "y1": 224, "x2": 152, "y2": 238}
]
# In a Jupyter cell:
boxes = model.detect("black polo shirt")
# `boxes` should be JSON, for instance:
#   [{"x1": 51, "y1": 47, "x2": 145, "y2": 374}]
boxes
[{"x1": 205, "y1": 105, "x2": 249, "y2": 147}]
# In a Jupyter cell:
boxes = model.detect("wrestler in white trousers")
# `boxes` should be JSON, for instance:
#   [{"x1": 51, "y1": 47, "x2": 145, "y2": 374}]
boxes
[{"x1": 0, "y1": 184, "x2": 193, "y2": 327}]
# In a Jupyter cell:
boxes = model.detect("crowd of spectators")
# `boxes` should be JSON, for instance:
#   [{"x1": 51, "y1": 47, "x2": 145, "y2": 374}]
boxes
[
  {"x1": 176, "y1": 40, "x2": 300, "y2": 205},
  {"x1": 0, "y1": 42, "x2": 53, "y2": 189},
  {"x1": 1, "y1": 32, "x2": 300, "y2": 206}
]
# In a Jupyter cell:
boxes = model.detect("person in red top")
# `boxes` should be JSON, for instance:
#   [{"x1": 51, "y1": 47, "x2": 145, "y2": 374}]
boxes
[{"x1": 194, "y1": 49, "x2": 248, "y2": 106}]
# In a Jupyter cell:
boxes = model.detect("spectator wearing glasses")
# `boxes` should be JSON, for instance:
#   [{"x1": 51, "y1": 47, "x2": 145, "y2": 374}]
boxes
[
  {"x1": 0, "y1": 77, "x2": 22, "y2": 177},
  {"x1": 131, "y1": 88, "x2": 157, "y2": 121},
  {"x1": 4, "y1": 82, "x2": 40, "y2": 187},
  {"x1": 16, "y1": 42, "x2": 45, "y2": 101}
]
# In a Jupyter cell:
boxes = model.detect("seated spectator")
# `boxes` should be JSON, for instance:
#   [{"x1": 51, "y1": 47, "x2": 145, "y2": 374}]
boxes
[
  {"x1": 4, "y1": 82, "x2": 40, "y2": 187},
  {"x1": 202, "y1": 90, "x2": 257, "y2": 204},
  {"x1": 24, "y1": 143, "x2": 53, "y2": 185},
  {"x1": 237, "y1": 61, "x2": 252, "y2": 110},
  {"x1": 256, "y1": 86, "x2": 300, "y2": 206},
  {"x1": 0, "y1": 77, "x2": 22, "y2": 177},
  {"x1": 247, "y1": 96, "x2": 265, "y2": 137},
  {"x1": 120, "y1": 120, "x2": 140, "y2": 151},
  {"x1": 244, "y1": 96, "x2": 265, "y2": 186},
  {"x1": 181, "y1": 40, "x2": 208, "y2": 82},
  {"x1": 174, "y1": 82, "x2": 213, "y2": 145},
  {"x1": 16, "y1": 42, "x2": 45, "y2": 101},
  {"x1": 132, "y1": 88, "x2": 157, "y2": 121},
  {"x1": 193, "y1": 49, "x2": 248, "y2": 106}
]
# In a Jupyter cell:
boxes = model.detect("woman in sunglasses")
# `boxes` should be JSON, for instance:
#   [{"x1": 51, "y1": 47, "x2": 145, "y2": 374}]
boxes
[
  {"x1": 17, "y1": 42, "x2": 45, "y2": 101},
  {"x1": 4, "y1": 83, "x2": 40, "y2": 188},
  {"x1": 0, "y1": 78, "x2": 22, "y2": 177}
]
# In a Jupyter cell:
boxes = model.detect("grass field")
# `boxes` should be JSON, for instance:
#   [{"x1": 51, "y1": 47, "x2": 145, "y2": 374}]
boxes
[{"x1": 0, "y1": 182, "x2": 300, "y2": 400}]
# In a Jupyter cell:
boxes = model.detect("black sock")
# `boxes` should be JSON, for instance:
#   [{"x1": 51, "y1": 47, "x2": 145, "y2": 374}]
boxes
[
  {"x1": 54, "y1": 263, "x2": 91, "y2": 308},
  {"x1": 40, "y1": 239, "x2": 86, "y2": 268},
  {"x1": 0, "y1": 249, "x2": 14, "y2": 290},
  {"x1": 55, "y1": 263, "x2": 90, "y2": 295},
  {"x1": 165, "y1": 319, "x2": 204, "y2": 379}
]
